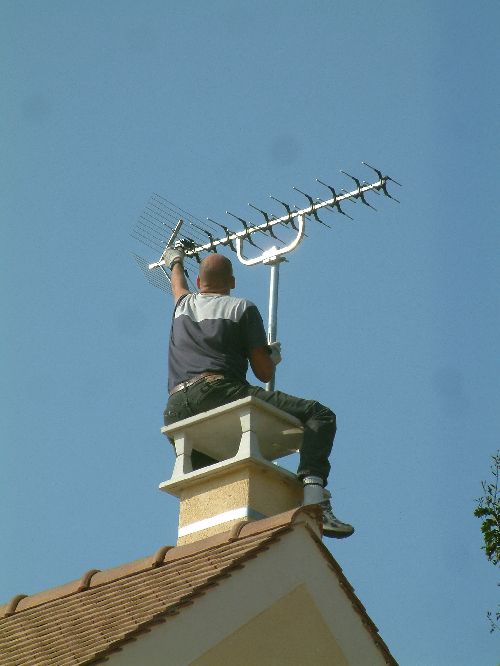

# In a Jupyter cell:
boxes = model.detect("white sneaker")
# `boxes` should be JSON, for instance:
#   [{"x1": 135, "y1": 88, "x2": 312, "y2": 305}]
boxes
[
  {"x1": 320, "y1": 500, "x2": 355, "y2": 539},
  {"x1": 302, "y1": 478, "x2": 354, "y2": 539}
]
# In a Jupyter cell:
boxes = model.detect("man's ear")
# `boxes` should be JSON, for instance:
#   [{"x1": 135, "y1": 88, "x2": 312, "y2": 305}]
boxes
[
  {"x1": 230, "y1": 276, "x2": 235, "y2": 290},
  {"x1": 196, "y1": 276, "x2": 201, "y2": 289}
]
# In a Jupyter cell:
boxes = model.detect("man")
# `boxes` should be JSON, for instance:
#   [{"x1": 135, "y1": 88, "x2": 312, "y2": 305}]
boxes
[{"x1": 163, "y1": 248, "x2": 354, "y2": 538}]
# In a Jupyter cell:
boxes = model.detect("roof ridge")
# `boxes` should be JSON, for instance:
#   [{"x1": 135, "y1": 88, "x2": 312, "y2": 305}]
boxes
[
  {"x1": 0, "y1": 522, "x2": 292, "y2": 666},
  {"x1": 1, "y1": 507, "x2": 318, "y2": 620},
  {"x1": 0, "y1": 508, "x2": 399, "y2": 666}
]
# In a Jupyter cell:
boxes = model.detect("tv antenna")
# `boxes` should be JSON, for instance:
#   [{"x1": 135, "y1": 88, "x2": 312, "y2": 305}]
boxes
[{"x1": 131, "y1": 163, "x2": 400, "y2": 390}]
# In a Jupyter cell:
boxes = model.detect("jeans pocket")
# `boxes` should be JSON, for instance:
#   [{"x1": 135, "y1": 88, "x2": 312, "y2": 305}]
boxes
[
  {"x1": 196, "y1": 381, "x2": 220, "y2": 404},
  {"x1": 192, "y1": 380, "x2": 228, "y2": 411}
]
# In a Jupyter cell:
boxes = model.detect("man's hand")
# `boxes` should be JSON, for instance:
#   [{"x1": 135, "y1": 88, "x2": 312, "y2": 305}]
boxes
[
  {"x1": 268, "y1": 341, "x2": 282, "y2": 365},
  {"x1": 162, "y1": 246, "x2": 184, "y2": 270}
]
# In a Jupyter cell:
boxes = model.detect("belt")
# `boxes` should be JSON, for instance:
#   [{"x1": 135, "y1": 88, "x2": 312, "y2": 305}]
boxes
[{"x1": 169, "y1": 373, "x2": 225, "y2": 396}]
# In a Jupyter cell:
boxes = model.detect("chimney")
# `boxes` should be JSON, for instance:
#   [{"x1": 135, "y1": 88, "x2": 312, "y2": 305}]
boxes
[{"x1": 160, "y1": 396, "x2": 305, "y2": 545}]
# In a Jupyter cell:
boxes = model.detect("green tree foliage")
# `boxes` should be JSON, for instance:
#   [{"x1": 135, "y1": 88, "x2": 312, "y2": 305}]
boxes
[{"x1": 474, "y1": 451, "x2": 500, "y2": 632}]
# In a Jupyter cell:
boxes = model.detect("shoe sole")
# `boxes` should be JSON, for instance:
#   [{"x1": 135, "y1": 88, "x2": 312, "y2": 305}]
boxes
[{"x1": 323, "y1": 527, "x2": 355, "y2": 539}]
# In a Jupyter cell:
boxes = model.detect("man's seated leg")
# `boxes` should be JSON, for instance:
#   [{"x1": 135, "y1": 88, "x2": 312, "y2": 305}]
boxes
[
  {"x1": 245, "y1": 384, "x2": 335, "y2": 482},
  {"x1": 245, "y1": 383, "x2": 354, "y2": 539}
]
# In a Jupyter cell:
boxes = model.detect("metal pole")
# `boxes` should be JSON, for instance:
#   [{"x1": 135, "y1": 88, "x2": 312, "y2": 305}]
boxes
[{"x1": 265, "y1": 257, "x2": 282, "y2": 392}]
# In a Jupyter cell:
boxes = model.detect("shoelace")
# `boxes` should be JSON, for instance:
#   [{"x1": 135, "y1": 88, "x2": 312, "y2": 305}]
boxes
[{"x1": 321, "y1": 500, "x2": 350, "y2": 527}]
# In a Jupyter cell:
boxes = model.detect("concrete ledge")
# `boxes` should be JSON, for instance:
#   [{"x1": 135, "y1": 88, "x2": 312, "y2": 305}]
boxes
[
  {"x1": 161, "y1": 396, "x2": 303, "y2": 468},
  {"x1": 160, "y1": 454, "x2": 298, "y2": 494}
]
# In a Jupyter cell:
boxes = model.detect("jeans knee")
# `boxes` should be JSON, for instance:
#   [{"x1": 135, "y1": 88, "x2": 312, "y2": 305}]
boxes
[
  {"x1": 326, "y1": 407, "x2": 337, "y2": 434},
  {"x1": 310, "y1": 401, "x2": 336, "y2": 427}
]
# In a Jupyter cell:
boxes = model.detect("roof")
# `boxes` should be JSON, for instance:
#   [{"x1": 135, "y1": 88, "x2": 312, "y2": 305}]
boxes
[{"x1": 0, "y1": 508, "x2": 397, "y2": 666}]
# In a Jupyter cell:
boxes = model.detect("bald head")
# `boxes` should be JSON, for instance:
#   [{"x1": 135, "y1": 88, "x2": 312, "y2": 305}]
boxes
[{"x1": 197, "y1": 254, "x2": 235, "y2": 294}]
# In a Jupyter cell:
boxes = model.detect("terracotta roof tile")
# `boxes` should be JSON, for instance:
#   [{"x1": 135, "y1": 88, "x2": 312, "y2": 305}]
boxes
[
  {"x1": 0, "y1": 510, "x2": 308, "y2": 666},
  {"x1": 0, "y1": 507, "x2": 397, "y2": 666}
]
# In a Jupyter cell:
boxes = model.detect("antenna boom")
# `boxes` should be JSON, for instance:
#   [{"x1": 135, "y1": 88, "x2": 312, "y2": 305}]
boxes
[{"x1": 148, "y1": 176, "x2": 389, "y2": 268}]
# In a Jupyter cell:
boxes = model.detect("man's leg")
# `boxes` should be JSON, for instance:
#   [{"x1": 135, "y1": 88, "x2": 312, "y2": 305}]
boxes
[
  {"x1": 244, "y1": 385, "x2": 335, "y2": 486},
  {"x1": 244, "y1": 385, "x2": 354, "y2": 539},
  {"x1": 167, "y1": 379, "x2": 336, "y2": 486}
]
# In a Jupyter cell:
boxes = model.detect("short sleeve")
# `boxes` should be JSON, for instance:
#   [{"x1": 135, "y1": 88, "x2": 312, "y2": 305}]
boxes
[{"x1": 239, "y1": 303, "x2": 267, "y2": 353}]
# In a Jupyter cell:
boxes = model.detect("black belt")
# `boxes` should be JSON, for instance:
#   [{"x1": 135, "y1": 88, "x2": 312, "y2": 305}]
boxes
[{"x1": 169, "y1": 373, "x2": 225, "y2": 396}]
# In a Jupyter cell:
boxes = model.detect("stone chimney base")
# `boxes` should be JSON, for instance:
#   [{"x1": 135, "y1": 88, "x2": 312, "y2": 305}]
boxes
[
  {"x1": 161, "y1": 457, "x2": 302, "y2": 544},
  {"x1": 159, "y1": 397, "x2": 304, "y2": 545}
]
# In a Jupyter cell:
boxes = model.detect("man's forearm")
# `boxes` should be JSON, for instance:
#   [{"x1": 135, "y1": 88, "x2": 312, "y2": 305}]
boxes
[{"x1": 170, "y1": 260, "x2": 189, "y2": 302}]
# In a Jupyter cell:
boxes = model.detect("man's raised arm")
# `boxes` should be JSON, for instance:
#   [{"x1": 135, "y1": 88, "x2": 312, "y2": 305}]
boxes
[{"x1": 162, "y1": 247, "x2": 190, "y2": 303}]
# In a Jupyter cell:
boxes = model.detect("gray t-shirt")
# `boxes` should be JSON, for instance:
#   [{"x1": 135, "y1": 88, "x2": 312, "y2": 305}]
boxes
[{"x1": 168, "y1": 293, "x2": 267, "y2": 391}]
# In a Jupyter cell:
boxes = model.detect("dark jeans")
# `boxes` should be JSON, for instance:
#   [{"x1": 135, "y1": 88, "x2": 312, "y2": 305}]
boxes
[{"x1": 163, "y1": 377, "x2": 336, "y2": 486}]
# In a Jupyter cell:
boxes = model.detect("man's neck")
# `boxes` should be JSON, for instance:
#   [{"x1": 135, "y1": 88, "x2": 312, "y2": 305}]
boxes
[{"x1": 199, "y1": 289, "x2": 231, "y2": 296}]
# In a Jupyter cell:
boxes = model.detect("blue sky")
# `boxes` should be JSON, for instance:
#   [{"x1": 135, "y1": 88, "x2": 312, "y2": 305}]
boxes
[{"x1": 2, "y1": 1, "x2": 499, "y2": 664}]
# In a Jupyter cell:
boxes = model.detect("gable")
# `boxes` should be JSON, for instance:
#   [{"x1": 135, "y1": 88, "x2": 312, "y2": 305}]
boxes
[
  {"x1": 101, "y1": 521, "x2": 394, "y2": 666},
  {"x1": 0, "y1": 509, "x2": 397, "y2": 666},
  {"x1": 191, "y1": 584, "x2": 349, "y2": 666}
]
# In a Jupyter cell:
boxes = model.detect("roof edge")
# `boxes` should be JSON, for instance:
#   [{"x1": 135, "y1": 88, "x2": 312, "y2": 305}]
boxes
[{"x1": 0, "y1": 506, "x2": 321, "y2": 619}]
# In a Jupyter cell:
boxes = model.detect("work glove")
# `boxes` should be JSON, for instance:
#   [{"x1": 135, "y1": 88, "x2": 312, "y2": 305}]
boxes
[
  {"x1": 162, "y1": 246, "x2": 184, "y2": 270},
  {"x1": 268, "y1": 341, "x2": 282, "y2": 366}
]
